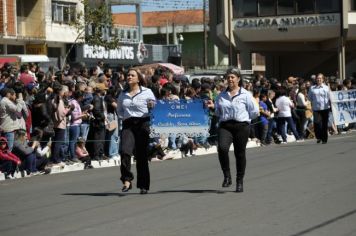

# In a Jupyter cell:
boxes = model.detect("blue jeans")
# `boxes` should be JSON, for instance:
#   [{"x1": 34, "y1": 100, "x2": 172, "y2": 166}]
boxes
[
  {"x1": 106, "y1": 114, "x2": 120, "y2": 157},
  {"x1": 4, "y1": 132, "x2": 15, "y2": 151},
  {"x1": 80, "y1": 123, "x2": 90, "y2": 140},
  {"x1": 106, "y1": 128, "x2": 119, "y2": 157},
  {"x1": 69, "y1": 125, "x2": 80, "y2": 160},
  {"x1": 168, "y1": 133, "x2": 177, "y2": 150},
  {"x1": 266, "y1": 118, "x2": 277, "y2": 143},
  {"x1": 278, "y1": 117, "x2": 300, "y2": 142},
  {"x1": 194, "y1": 134, "x2": 208, "y2": 146},
  {"x1": 24, "y1": 153, "x2": 37, "y2": 174}
]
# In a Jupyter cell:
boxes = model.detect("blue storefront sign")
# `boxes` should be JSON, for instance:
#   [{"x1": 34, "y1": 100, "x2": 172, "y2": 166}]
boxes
[{"x1": 150, "y1": 99, "x2": 210, "y2": 138}]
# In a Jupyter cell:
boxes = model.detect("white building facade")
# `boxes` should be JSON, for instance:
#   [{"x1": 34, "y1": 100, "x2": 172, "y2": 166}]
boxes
[{"x1": 0, "y1": 0, "x2": 83, "y2": 65}]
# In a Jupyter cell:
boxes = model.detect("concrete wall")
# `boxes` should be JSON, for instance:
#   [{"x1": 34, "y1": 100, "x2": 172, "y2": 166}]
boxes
[
  {"x1": 17, "y1": 0, "x2": 45, "y2": 38},
  {"x1": 45, "y1": 0, "x2": 82, "y2": 43}
]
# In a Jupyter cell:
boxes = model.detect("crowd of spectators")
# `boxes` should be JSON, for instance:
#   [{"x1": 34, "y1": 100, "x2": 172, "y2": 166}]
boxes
[{"x1": 1, "y1": 59, "x2": 356, "y2": 180}]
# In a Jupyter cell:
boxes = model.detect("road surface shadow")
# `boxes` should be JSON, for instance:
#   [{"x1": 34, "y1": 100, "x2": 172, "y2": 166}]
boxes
[
  {"x1": 63, "y1": 193, "x2": 126, "y2": 197},
  {"x1": 63, "y1": 189, "x2": 231, "y2": 197},
  {"x1": 155, "y1": 189, "x2": 229, "y2": 194},
  {"x1": 289, "y1": 208, "x2": 356, "y2": 236}
]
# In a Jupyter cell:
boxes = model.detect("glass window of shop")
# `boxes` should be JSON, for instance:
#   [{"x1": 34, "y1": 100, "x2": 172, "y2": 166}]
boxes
[
  {"x1": 233, "y1": 0, "x2": 258, "y2": 17},
  {"x1": 0, "y1": 45, "x2": 4, "y2": 54},
  {"x1": 315, "y1": 0, "x2": 339, "y2": 13},
  {"x1": 259, "y1": 0, "x2": 276, "y2": 16},
  {"x1": 278, "y1": 0, "x2": 295, "y2": 15}
]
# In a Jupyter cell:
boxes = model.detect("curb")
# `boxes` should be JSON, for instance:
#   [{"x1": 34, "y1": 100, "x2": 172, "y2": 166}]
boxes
[{"x1": 0, "y1": 139, "x2": 264, "y2": 181}]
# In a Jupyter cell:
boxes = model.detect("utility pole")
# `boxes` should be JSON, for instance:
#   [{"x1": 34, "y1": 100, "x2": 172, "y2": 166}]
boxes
[
  {"x1": 228, "y1": 0, "x2": 232, "y2": 66},
  {"x1": 203, "y1": 0, "x2": 208, "y2": 69}
]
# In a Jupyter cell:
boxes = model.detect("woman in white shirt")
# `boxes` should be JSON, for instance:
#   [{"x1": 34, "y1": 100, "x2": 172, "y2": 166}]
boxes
[{"x1": 275, "y1": 87, "x2": 301, "y2": 143}]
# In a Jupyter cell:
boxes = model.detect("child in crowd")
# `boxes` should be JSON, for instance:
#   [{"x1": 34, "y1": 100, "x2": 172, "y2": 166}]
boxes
[
  {"x1": 148, "y1": 137, "x2": 167, "y2": 161},
  {"x1": 75, "y1": 137, "x2": 93, "y2": 169},
  {"x1": 178, "y1": 135, "x2": 196, "y2": 158},
  {"x1": 0, "y1": 137, "x2": 21, "y2": 179}
]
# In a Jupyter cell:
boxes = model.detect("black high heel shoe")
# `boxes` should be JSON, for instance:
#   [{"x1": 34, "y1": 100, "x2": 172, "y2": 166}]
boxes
[
  {"x1": 222, "y1": 177, "x2": 232, "y2": 187},
  {"x1": 122, "y1": 182, "x2": 132, "y2": 192}
]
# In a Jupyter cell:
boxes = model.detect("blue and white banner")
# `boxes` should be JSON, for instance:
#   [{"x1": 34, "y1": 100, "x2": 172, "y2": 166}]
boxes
[
  {"x1": 150, "y1": 99, "x2": 210, "y2": 138},
  {"x1": 330, "y1": 89, "x2": 356, "y2": 125}
]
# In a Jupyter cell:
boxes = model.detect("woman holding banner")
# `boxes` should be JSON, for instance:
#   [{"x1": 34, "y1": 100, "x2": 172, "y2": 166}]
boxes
[
  {"x1": 117, "y1": 68, "x2": 156, "y2": 194},
  {"x1": 308, "y1": 73, "x2": 330, "y2": 144},
  {"x1": 207, "y1": 68, "x2": 259, "y2": 192}
]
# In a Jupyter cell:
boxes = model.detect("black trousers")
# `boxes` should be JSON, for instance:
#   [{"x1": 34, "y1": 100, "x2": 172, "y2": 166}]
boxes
[
  {"x1": 120, "y1": 117, "x2": 150, "y2": 190},
  {"x1": 218, "y1": 120, "x2": 250, "y2": 179},
  {"x1": 0, "y1": 160, "x2": 16, "y2": 176},
  {"x1": 51, "y1": 128, "x2": 65, "y2": 163},
  {"x1": 313, "y1": 109, "x2": 329, "y2": 143},
  {"x1": 93, "y1": 126, "x2": 105, "y2": 159}
]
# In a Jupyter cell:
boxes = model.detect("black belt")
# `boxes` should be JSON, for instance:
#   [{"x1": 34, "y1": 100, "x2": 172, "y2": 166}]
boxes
[
  {"x1": 123, "y1": 116, "x2": 150, "y2": 126},
  {"x1": 220, "y1": 120, "x2": 249, "y2": 126}
]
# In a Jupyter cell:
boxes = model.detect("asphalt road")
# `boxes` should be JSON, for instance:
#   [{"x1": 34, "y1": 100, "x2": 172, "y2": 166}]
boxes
[{"x1": 1, "y1": 133, "x2": 356, "y2": 236}]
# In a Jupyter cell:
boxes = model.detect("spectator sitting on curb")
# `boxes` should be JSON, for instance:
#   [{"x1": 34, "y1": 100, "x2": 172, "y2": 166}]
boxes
[
  {"x1": 76, "y1": 137, "x2": 94, "y2": 169},
  {"x1": 12, "y1": 129, "x2": 40, "y2": 176},
  {"x1": 0, "y1": 136, "x2": 21, "y2": 179}
]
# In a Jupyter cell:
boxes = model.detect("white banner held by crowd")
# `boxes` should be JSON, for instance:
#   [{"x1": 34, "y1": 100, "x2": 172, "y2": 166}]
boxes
[{"x1": 330, "y1": 89, "x2": 356, "y2": 125}]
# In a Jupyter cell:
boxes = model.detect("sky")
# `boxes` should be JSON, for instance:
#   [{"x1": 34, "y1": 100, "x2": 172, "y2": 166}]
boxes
[{"x1": 112, "y1": 0, "x2": 205, "y2": 13}]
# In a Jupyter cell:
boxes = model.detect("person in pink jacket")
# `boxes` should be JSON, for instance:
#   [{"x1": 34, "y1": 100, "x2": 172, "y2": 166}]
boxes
[
  {"x1": 75, "y1": 137, "x2": 93, "y2": 169},
  {"x1": 0, "y1": 136, "x2": 21, "y2": 179},
  {"x1": 51, "y1": 85, "x2": 73, "y2": 164}
]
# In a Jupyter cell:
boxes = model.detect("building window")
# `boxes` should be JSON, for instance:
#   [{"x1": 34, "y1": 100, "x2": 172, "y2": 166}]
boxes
[
  {"x1": 7, "y1": 45, "x2": 25, "y2": 54},
  {"x1": 231, "y1": 0, "x2": 340, "y2": 18},
  {"x1": 315, "y1": 0, "x2": 340, "y2": 13},
  {"x1": 48, "y1": 47, "x2": 62, "y2": 58},
  {"x1": 216, "y1": 0, "x2": 222, "y2": 24},
  {"x1": 52, "y1": 1, "x2": 76, "y2": 24},
  {"x1": 296, "y1": 0, "x2": 314, "y2": 14},
  {"x1": 259, "y1": 0, "x2": 276, "y2": 16},
  {"x1": 277, "y1": 0, "x2": 295, "y2": 15},
  {"x1": 352, "y1": 0, "x2": 356, "y2": 11},
  {"x1": 233, "y1": 0, "x2": 258, "y2": 17}
]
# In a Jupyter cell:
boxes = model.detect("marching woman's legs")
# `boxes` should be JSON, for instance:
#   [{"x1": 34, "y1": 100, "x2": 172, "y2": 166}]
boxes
[
  {"x1": 134, "y1": 120, "x2": 150, "y2": 194},
  {"x1": 217, "y1": 122, "x2": 233, "y2": 187},
  {"x1": 232, "y1": 123, "x2": 250, "y2": 192},
  {"x1": 120, "y1": 126, "x2": 135, "y2": 192}
]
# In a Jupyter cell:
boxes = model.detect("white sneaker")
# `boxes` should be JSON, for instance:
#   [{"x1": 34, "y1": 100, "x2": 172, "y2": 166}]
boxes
[
  {"x1": 281, "y1": 141, "x2": 287, "y2": 144},
  {"x1": 54, "y1": 162, "x2": 66, "y2": 168},
  {"x1": 111, "y1": 155, "x2": 120, "y2": 161}
]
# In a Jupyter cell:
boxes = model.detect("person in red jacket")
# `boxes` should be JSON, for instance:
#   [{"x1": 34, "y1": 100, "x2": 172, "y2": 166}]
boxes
[{"x1": 0, "y1": 136, "x2": 21, "y2": 179}]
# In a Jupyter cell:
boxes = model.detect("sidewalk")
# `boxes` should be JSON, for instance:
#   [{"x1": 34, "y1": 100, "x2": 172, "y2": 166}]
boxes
[{"x1": 0, "y1": 137, "x2": 284, "y2": 181}]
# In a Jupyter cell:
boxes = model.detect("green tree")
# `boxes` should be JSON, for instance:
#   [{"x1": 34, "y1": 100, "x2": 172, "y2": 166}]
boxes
[{"x1": 63, "y1": 0, "x2": 120, "y2": 69}]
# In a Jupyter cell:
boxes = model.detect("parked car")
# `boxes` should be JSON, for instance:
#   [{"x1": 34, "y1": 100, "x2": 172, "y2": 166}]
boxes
[
  {"x1": 186, "y1": 69, "x2": 254, "y2": 84},
  {"x1": 186, "y1": 72, "x2": 225, "y2": 84}
]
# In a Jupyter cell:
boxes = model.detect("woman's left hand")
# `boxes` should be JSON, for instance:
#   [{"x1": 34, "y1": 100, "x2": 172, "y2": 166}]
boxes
[{"x1": 147, "y1": 100, "x2": 155, "y2": 109}]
